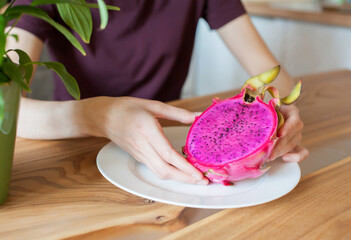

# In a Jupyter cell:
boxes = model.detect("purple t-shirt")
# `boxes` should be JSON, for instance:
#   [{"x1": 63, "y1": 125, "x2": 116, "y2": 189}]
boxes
[{"x1": 14, "y1": 0, "x2": 245, "y2": 101}]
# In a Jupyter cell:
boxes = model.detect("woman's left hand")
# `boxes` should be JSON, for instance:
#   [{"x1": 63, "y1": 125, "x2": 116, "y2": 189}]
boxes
[{"x1": 269, "y1": 104, "x2": 309, "y2": 162}]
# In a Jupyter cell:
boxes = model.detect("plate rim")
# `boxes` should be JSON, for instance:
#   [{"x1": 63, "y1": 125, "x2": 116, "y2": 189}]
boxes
[{"x1": 97, "y1": 126, "x2": 301, "y2": 209}]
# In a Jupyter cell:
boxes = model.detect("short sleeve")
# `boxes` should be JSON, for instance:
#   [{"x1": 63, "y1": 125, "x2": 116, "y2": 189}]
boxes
[
  {"x1": 202, "y1": 0, "x2": 246, "y2": 29},
  {"x1": 12, "y1": 0, "x2": 57, "y2": 42}
]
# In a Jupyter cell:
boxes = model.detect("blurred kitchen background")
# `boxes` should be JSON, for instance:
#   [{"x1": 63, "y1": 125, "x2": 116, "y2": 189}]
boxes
[{"x1": 29, "y1": 0, "x2": 351, "y2": 100}]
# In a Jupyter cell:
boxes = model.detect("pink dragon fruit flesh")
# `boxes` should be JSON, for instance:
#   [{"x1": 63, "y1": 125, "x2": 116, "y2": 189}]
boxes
[{"x1": 183, "y1": 66, "x2": 302, "y2": 185}]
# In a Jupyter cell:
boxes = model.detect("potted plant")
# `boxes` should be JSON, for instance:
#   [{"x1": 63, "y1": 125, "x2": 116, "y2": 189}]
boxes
[{"x1": 0, "y1": 0, "x2": 119, "y2": 204}]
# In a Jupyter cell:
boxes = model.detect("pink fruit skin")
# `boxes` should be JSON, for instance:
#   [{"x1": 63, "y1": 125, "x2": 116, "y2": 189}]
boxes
[
  {"x1": 187, "y1": 138, "x2": 277, "y2": 184},
  {"x1": 184, "y1": 89, "x2": 278, "y2": 185}
]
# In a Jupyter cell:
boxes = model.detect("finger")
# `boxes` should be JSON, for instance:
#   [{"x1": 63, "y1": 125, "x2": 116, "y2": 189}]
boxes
[
  {"x1": 277, "y1": 105, "x2": 303, "y2": 137},
  {"x1": 145, "y1": 100, "x2": 198, "y2": 124},
  {"x1": 278, "y1": 104, "x2": 299, "y2": 117},
  {"x1": 269, "y1": 132, "x2": 302, "y2": 161},
  {"x1": 282, "y1": 145, "x2": 309, "y2": 162},
  {"x1": 149, "y1": 157, "x2": 209, "y2": 185},
  {"x1": 132, "y1": 141, "x2": 208, "y2": 185},
  {"x1": 147, "y1": 120, "x2": 205, "y2": 181},
  {"x1": 155, "y1": 144, "x2": 205, "y2": 181}
]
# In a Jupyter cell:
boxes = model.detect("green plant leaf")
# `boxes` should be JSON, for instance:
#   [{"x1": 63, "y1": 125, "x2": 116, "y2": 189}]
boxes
[
  {"x1": 2, "y1": 61, "x2": 31, "y2": 92},
  {"x1": 12, "y1": 49, "x2": 33, "y2": 84},
  {"x1": 8, "y1": 34, "x2": 19, "y2": 42},
  {"x1": 6, "y1": 6, "x2": 86, "y2": 56},
  {"x1": 4, "y1": 12, "x2": 22, "y2": 22},
  {"x1": 57, "y1": 0, "x2": 93, "y2": 43},
  {"x1": 34, "y1": 61, "x2": 80, "y2": 100},
  {"x1": 31, "y1": 0, "x2": 120, "y2": 11},
  {"x1": 0, "y1": 15, "x2": 6, "y2": 66},
  {"x1": 0, "y1": 0, "x2": 7, "y2": 8},
  {"x1": 32, "y1": 0, "x2": 119, "y2": 31},
  {"x1": 0, "y1": 70, "x2": 10, "y2": 85},
  {"x1": 97, "y1": 0, "x2": 108, "y2": 30},
  {"x1": 0, "y1": 87, "x2": 4, "y2": 127},
  {"x1": 32, "y1": 0, "x2": 86, "y2": 5}
]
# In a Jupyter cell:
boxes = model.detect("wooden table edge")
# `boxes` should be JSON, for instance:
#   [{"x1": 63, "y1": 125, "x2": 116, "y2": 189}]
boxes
[{"x1": 160, "y1": 155, "x2": 351, "y2": 239}]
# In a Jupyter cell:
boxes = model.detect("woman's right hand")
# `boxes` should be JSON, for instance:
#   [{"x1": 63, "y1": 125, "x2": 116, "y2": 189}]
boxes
[{"x1": 79, "y1": 96, "x2": 209, "y2": 185}]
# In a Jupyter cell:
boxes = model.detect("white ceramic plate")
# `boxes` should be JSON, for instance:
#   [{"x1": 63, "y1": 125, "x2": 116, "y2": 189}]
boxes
[{"x1": 97, "y1": 126, "x2": 301, "y2": 209}]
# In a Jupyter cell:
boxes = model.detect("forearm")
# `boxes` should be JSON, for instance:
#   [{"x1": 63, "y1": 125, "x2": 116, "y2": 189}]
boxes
[
  {"x1": 218, "y1": 14, "x2": 294, "y2": 95},
  {"x1": 17, "y1": 97, "x2": 91, "y2": 139}
]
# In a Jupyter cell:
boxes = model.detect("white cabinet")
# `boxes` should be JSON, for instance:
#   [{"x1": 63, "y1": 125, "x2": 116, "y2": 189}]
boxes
[{"x1": 182, "y1": 16, "x2": 351, "y2": 98}]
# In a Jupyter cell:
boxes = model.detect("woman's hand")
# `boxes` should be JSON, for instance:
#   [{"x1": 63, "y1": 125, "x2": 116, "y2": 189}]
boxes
[
  {"x1": 269, "y1": 104, "x2": 309, "y2": 162},
  {"x1": 80, "y1": 97, "x2": 208, "y2": 185}
]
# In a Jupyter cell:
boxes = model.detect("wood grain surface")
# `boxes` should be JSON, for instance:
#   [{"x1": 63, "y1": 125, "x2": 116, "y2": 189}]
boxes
[
  {"x1": 245, "y1": 2, "x2": 351, "y2": 28},
  {"x1": 161, "y1": 156, "x2": 351, "y2": 240},
  {"x1": 1, "y1": 71, "x2": 351, "y2": 239},
  {"x1": 0, "y1": 138, "x2": 185, "y2": 239}
]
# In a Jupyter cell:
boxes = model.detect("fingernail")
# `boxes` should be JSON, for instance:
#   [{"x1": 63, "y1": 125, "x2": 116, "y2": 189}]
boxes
[
  {"x1": 197, "y1": 179, "x2": 208, "y2": 185},
  {"x1": 194, "y1": 112, "x2": 202, "y2": 116},
  {"x1": 192, "y1": 173, "x2": 203, "y2": 181}
]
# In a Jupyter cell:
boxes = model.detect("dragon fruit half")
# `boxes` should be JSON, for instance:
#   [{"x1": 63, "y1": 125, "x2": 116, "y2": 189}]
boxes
[{"x1": 183, "y1": 66, "x2": 302, "y2": 185}]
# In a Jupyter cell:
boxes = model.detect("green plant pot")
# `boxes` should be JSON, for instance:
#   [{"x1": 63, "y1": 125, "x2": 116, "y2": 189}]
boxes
[{"x1": 0, "y1": 82, "x2": 21, "y2": 205}]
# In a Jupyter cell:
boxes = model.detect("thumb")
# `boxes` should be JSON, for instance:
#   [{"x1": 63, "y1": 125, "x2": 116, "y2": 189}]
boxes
[{"x1": 146, "y1": 101, "x2": 198, "y2": 124}]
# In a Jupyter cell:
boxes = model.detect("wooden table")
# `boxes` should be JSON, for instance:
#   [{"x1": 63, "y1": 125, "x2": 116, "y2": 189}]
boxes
[
  {"x1": 1, "y1": 70, "x2": 351, "y2": 239},
  {"x1": 162, "y1": 155, "x2": 351, "y2": 240},
  {"x1": 245, "y1": 2, "x2": 351, "y2": 28}
]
